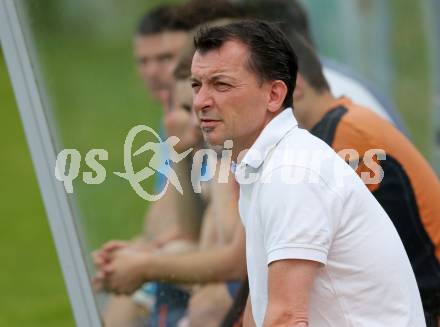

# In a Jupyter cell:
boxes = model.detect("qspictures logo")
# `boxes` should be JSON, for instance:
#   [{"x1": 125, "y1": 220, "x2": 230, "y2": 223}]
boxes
[
  {"x1": 55, "y1": 125, "x2": 386, "y2": 201},
  {"x1": 55, "y1": 125, "x2": 195, "y2": 201}
]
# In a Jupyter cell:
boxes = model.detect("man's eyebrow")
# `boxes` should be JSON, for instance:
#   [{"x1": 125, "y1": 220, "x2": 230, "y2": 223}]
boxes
[
  {"x1": 189, "y1": 74, "x2": 236, "y2": 84},
  {"x1": 210, "y1": 74, "x2": 235, "y2": 82},
  {"x1": 190, "y1": 76, "x2": 201, "y2": 83},
  {"x1": 156, "y1": 52, "x2": 174, "y2": 59}
]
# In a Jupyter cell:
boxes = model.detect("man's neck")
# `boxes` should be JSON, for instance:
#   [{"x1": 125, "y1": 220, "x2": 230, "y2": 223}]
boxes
[
  {"x1": 232, "y1": 110, "x2": 282, "y2": 163},
  {"x1": 232, "y1": 133, "x2": 260, "y2": 164},
  {"x1": 296, "y1": 91, "x2": 337, "y2": 131}
]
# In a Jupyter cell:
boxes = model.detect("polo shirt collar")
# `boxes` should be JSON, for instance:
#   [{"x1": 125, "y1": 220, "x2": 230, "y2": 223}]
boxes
[{"x1": 239, "y1": 108, "x2": 298, "y2": 169}]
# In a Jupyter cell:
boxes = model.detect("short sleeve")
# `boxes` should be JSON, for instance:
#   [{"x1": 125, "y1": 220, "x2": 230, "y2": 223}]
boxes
[{"x1": 258, "y1": 165, "x2": 340, "y2": 265}]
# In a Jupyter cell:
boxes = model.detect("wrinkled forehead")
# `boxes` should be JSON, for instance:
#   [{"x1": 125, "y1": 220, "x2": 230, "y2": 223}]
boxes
[{"x1": 191, "y1": 40, "x2": 250, "y2": 79}]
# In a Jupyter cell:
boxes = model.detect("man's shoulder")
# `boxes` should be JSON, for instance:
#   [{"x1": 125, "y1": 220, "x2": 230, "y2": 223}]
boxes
[
  {"x1": 259, "y1": 128, "x2": 353, "y2": 199},
  {"x1": 280, "y1": 126, "x2": 334, "y2": 150},
  {"x1": 269, "y1": 127, "x2": 340, "y2": 165}
]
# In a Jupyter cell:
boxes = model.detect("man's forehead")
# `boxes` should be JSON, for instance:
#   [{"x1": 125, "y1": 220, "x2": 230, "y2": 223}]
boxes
[
  {"x1": 135, "y1": 32, "x2": 187, "y2": 53},
  {"x1": 191, "y1": 40, "x2": 249, "y2": 78}
]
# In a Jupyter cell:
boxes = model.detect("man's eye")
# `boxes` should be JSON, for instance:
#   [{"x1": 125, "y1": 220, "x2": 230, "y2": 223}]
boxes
[
  {"x1": 191, "y1": 83, "x2": 201, "y2": 91},
  {"x1": 182, "y1": 104, "x2": 192, "y2": 112},
  {"x1": 215, "y1": 82, "x2": 231, "y2": 91},
  {"x1": 158, "y1": 54, "x2": 173, "y2": 63}
]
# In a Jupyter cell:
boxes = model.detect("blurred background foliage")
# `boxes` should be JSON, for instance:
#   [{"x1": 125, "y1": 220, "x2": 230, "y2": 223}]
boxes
[{"x1": 0, "y1": 0, "x2": 438, "y2": 325}]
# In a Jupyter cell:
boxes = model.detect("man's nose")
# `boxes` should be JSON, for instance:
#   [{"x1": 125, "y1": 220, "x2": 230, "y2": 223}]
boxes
[{"x1": 193, "y1": 85, "x2": 214, "y2": 112}]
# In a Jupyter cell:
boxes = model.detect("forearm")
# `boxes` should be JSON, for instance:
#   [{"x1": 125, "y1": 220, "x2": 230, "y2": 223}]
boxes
[
  {"x1": 263, "y1": 305, "x2": 308, "y2": 327},
  {"x1": 145, "y1": 242, "x2": 245, "y2": 284},
  {"x1": 263, "y1": 260, "x2": 318, "y2": 327},
  {"x1": 143, "y1": 224, "x2": 245, "y2": 283}
]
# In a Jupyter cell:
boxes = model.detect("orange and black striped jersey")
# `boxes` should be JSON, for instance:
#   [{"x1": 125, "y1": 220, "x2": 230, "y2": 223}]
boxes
[{"x1": 310, "y1": 97, "x2": 440, "y2": 311}]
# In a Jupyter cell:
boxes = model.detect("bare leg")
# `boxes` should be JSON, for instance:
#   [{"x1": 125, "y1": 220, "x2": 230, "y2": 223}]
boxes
[
  {"x1": 188, "y1": 284, "x2": 233, "y2": 327},
  {"x1": 102, "y1": 295, "x2": 149, "y2": 327}
]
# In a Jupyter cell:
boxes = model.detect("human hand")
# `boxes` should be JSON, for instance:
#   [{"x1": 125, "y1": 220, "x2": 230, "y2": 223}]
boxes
[
  {"x1": 92, "y1": 240, "x2": 130, "y2": 270},
  {"x1": 91, "y1": 240, "x2": 131, "y2": 292},
  {"x1": 102, "y1": 247, "x2": 151, "y2": 295}
]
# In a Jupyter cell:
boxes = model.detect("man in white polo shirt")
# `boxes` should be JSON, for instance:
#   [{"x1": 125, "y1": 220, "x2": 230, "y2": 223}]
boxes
[{"x1": 191, "y1": 21, "x2": 425, "y2": 327}]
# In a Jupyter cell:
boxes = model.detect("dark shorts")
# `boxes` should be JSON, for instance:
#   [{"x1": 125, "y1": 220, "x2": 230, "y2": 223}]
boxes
[
  {"x1": 226, "y1": 281, "x2": 242, "y2": 299},
  {"x1": 146, "y1": 282, "x2": 190, "y2": 327}
]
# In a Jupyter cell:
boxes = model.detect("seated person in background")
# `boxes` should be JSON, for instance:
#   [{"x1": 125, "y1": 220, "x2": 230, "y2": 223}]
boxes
[
  {"x1": 94, "y1": 2, "x2": 244, "y2": 326},
  {"x1": 94, "y1": 3, "x2": 201, "y2": 326},
  {"x1": 100, "y1": 30, "x2": 244, "y2": 326},
  {"x1": 94, "y1": 4, "x2": 195, "y2": 327}
]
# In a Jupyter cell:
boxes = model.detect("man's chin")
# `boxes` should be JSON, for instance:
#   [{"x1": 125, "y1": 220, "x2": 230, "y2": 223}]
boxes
[{"x1": 203, "y1": 132, "x2": 225, "y2": 147}]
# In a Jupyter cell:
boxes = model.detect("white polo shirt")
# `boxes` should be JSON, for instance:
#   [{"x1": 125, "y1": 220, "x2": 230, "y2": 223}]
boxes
[{"x1": 235, "y1": 109, "x2": 425, "y2": 327}]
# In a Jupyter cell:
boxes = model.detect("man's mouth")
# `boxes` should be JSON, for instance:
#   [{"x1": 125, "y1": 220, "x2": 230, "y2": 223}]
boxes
[{"x1": 200, "y1": 118, "x2": 221, "y2": 129}]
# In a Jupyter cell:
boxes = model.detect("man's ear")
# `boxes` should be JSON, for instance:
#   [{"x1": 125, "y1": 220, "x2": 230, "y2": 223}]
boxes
[
  {"x1": 293, "y1": 74, "x2": 305, "y2": 101},
  {"x1": 267, "y1": 80, "x2": 288, "y2": 113}
]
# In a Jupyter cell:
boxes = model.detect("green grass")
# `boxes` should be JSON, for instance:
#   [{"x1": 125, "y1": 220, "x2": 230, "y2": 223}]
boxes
[{"x1": 0, "y1": 51, "x2": 74, "y2": 326}]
